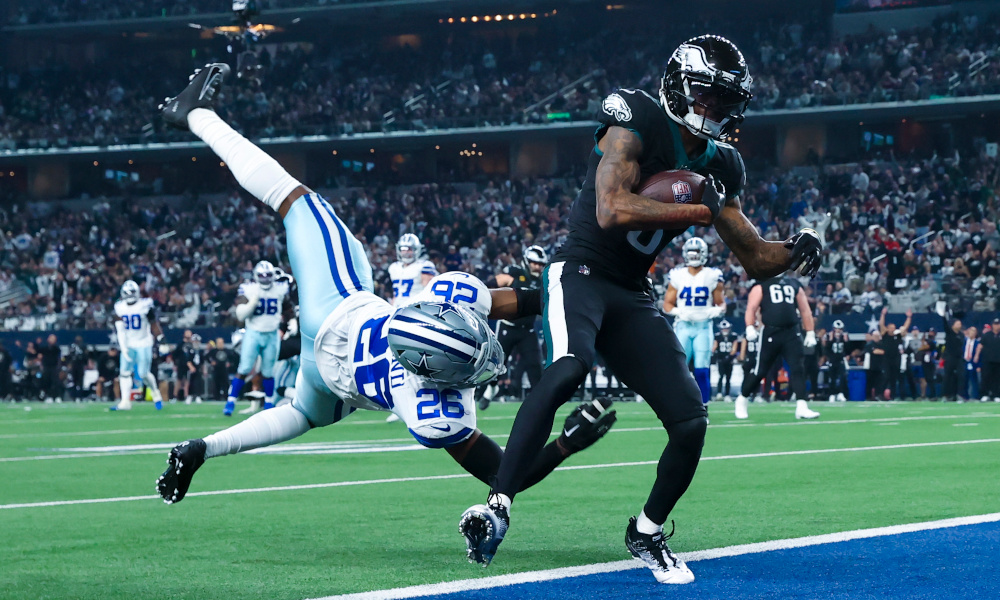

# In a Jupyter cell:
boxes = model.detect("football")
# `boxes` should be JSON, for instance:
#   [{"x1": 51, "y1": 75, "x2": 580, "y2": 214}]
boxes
[{"x1": 635, "y1": 169, "x2": 707, "y2": 205}]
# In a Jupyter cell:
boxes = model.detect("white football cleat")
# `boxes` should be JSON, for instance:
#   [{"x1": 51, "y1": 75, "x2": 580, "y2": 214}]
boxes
[
  {"x1": 735, "y1": 395, "x2": 749, "y2": 420},
  {"x1": 385, "y1": 412, "x2": 401, "y2": 423},
  {"x1": 724, "y1": 395, "x2": 732, "y2": 403},
  {"x1": 625, "y1": 518, "x2": 695, "y2": 584},
  {"x1": 795, "y1": 400, "x2": 820, "y2": 420},
  {"x1": 111, "y1": 400, "x2": 132, "y2": 411},
  {"x1": 981, "y1": 396, "x2": 989, "y2": 403},
  {"x1": 828, "y1": 394, "x2": 836, "y2": 403},
  {"x1": 837, "y1": 393, "x2": 847, "y2": 402}
]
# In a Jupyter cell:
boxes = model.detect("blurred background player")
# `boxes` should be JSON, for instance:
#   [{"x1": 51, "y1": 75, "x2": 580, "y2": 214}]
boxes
[
  {"x1": 663, "y1": 237, "x2": 725, "y2": 406},
  {"x1": 736, "y1": 275, "x2": 821, "y2": 420},
  {"x1": 113, "y1": 280, "x2": 165, "y2": 411},
  {"x1": 272, "y1": 305, "x2": 301, "y2": 405},
  {"x1": 478, "y1": 245, "x2": 548, "y2": 410},
  {"x1": 822, "y1": 320, "x2": 849, "y2": 402},
  {"x1": 225, "y1": 260, "x2": 292, "y2": 416},
  {"x1": 712, "y1": 320, "x2": 738, "y2": 402},
  {"x1": 389, "y1": 233, "x2": 437, "y2": 304}
]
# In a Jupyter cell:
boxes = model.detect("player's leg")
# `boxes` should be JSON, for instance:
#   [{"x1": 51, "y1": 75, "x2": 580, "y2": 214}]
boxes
[
  {"x1": 598, "y1": 300, "x2": 702, "y2": 584},
  {"x1": 132, "y1": 346, "x2": 162, "y2": 409},
  {"x1": 113, "y1": 349, "x2": 136, "y2": 411},
  {"x1": 258, "y1": 330, "x2": 280, "y2": 409},
  {"x1": 461, "y1": 262, "x2": 602, "y2": 566},
  {"x1": 157, "y1": 357, "x2": 355, "y2": 504},
  {"x1": 521, "y1": 328, "x2": 544, "y2": 395},
  {"x1": 719, "y1": 360, "x2": 733, "y2": 398},
  {"x1": 736, "y1": 327, "x2": 781, "y2": 419},
  {"x1": 691, "y1": 321, "x2": 713, "y2": 406},
  {"x1": 227, "y1": 331, "x2": 260, "y2": 416},
  {"x1": 781, "y1": 332, "x2": 819, "y2": 419}
]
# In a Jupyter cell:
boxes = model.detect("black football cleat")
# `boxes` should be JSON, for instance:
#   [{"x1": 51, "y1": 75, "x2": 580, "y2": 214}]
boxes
[
  {"x1": 156, "y1": 439, "x2": 207, "y2": 504},
  {"x1": 160, "y1": 63, "x2": 231, "y2": 130},
  {"x1": 557, "y1": 395, "x2": 617, "y2": 453},
  {"x1": 625, "y1": 517, "x2": 695, "y2": 584}
]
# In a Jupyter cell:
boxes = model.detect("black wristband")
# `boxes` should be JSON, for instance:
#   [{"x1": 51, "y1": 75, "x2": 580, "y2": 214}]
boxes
[
  {"x1": 485, "y1": 276, "x2": 499, "y2": 289},
  {"x1": 513, "y1": 287, "x2": 543, "y2": 317}
]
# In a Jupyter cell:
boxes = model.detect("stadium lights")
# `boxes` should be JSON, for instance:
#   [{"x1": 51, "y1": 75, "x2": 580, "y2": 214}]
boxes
[
  {"x1": 435, "y1": 145, "x2": 440, "y2": 150},
  {"x1": 332, "y1": 150, "x2": 337, "y2": 155},
  {"x1": 128, "y1": 159, "x2": 134, "y2": 165},
  {"x1": 446, "y1": 12, "x2": 547, "y2": 24},
  {"x1": 93, "y1": 161, "x2": 99, "y2": 166},
  {"x1": 220, "y1": 162, "x2": 226, "y2": 167},
  {"x1": 191, "y1": 157, "x2": 197, "y2": 161}
]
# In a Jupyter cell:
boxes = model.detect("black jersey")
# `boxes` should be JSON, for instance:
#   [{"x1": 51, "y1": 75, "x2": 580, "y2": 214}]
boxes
[
  {"x1": 501, "y1": 264, "x2": 542, "y2": 328},
  {"x1": 715, "y1": 332, "x2": 738, "y2": 362},
  {"x1": 825, "y1": 332, "x2": 848, "y2": 360},
  {"x1": 555, "y1": 88, "x2": 746, "y2": 288},
  {"x1": 758, "y1": 276, "x2": 802, "y2": 329}
]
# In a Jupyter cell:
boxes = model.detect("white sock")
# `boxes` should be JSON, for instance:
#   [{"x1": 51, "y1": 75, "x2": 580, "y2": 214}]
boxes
[
  {"x1": 119, "y1": 376, "x2": 132, "y2": 403},
  {"x1": 483, "y1": 384, "x2": 498, "y2": 401},
  {"x1": 142, "y1": 372, "x2": 162, "y2": 401},
  {"x1": 636, "y1": 510, "x2": 663, "y2": 535},
  {"x1": 796, "y1": 399, "x2": 809, "y2": 410},
  {"x1": 203, "y1": 403, "x2": 311, "y2": 458},
  {"x1": 187, "y1": 108, "x2": 301, "y2": 212},
  {"x1": 488, "y1": 492, "x2": 512, "y2": 511}
]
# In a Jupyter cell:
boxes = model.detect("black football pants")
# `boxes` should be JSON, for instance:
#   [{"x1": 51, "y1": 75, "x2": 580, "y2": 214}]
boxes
[{"x1": 741, "y1": 325, "x2": 807, "y2": 400}]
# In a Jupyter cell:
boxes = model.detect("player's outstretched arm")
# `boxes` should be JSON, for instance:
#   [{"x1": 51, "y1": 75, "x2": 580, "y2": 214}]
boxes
[
  {"x1": 714, "y1": 196, "x2": 822, "y2": 279},
  {"x1": 595, "y1": 127, "x2": 716, "y2": 230},
  {"x1": 487, "y1": 287, "x2": 542, "y2": 321}
]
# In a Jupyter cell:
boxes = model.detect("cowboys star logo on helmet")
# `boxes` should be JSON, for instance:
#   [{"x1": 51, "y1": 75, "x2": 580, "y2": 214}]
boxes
[{"x1": 602, "y1": 93, "x2": 633, "y2": 122}]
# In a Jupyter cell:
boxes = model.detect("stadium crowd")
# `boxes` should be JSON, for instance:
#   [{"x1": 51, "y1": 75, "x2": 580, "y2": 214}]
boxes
[
  {"x1": 1, "y1": 11, "x2": 998, "y2": 150},
  {"x1": 8, "y1": 0, "x2": 371, "y2": 25}
]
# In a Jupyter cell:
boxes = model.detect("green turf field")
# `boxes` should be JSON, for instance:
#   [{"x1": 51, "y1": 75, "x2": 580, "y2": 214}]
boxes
[{"x1": 2, "y1": 399, "x2": 999, "y2": 600}]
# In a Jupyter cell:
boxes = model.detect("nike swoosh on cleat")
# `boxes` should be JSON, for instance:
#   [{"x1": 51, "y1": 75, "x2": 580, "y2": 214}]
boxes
[
  {"x1": 563, "y1": 424, "x2": 580, "y2": 437},
  {"x1": 429, "y1": 424, "x2": 452, "y2": 432}
]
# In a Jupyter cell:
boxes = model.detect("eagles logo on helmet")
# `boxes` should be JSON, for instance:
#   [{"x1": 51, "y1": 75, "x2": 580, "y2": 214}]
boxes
[{"x1": 660, "y1": 34, "x2": 753, "y2": 141}]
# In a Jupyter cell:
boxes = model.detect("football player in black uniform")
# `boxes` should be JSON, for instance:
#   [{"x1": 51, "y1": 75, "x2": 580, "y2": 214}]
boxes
[
  {"x1": 823, "y1": 320, "x2": 849, "y2": 402},
  {"x1": 478, "y1": 246, "x2": 548, "y2": 410},
  {"x1": 735, "y1": 276, "x2": 821, "y2": 420},
  {"x1": 713, "y1": 319, "x2": 739, "y2": 401},
  {"x1": 459, "y1": 35, "x2": 823, "y2": 583}
]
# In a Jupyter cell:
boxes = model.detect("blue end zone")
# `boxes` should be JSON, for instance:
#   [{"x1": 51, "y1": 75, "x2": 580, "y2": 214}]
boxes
[{"x1": 410, "y1": 521, "x2": 1000, "y2": 600}]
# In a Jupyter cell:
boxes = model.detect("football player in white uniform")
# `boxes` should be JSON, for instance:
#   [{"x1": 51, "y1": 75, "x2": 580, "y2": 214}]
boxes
[
  {"x1": 113, "y1": 280, "x2": 166, "y2": 411},
  {"x1": 662, "y1": 238, "x2": 725, "y2": 405},
  {"x1": 156, "y1": 64, "x2": 616, "y2": 506},
  {"x1": 388, "y1": 234, "x2": 437, "y2": 304},
  {"x1": 225, "y1": 260, "x2": 292, "y2": 416}
]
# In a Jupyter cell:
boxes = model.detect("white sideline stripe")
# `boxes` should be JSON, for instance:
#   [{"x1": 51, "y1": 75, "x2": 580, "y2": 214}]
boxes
[
  {"x1": 2, "y1": 437, "x2": 998, "y2": 510},
  {"x1": 309, "y1": 512, "x2": 1000, "y2": 600},
  {"x1": 0, "y1": 427, "x2": 210, "y2": 440},
  {"x1": 3, "y1": 412, "x2": 998, "y2": 463}
]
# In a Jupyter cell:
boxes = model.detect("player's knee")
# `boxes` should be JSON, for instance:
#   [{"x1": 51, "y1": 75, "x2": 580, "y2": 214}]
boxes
[
  {"x1": 666, "y1": 416, "x2": 708, "y2": 450},
  {"x1": 540, "y1": 355, "x2": 589, "y2": 398}
]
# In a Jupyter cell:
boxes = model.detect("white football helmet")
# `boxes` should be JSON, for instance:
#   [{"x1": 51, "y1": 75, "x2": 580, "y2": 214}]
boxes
[
  {"x1": 682, "y1": 237, "x2": 709, "y2": 268},
  {"x1": 386, "y1": 302, "x2": 505, "y2": 387},
  {"x1": 254, "y1": 260, "x2": 275, "y2": 289},
  {"x1": 396, "y1": 233, "x2": 424, "y2": 265},
  {"x1": 121, "y1": 280, "x2": 140, "y2": 304},
  {"x1": 833, "y1": 320, "x2": 845, "y2": 331},
  {"x1": 522, "y1": 245, "x2": 549, "y2": 276},
  {"x1": 720, "y1": 319, "x2": 731, "y2": 330}
]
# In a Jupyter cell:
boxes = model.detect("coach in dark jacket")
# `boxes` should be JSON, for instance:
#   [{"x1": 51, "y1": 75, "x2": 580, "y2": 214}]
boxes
[{"x1": 981, "y1": 319, "x2": 1000, "y2": 401}]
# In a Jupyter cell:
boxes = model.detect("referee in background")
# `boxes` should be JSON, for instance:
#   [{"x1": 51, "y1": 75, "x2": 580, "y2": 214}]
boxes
[{"x1": 980, "y1": 318, "x2": 1000, "y2": 402}]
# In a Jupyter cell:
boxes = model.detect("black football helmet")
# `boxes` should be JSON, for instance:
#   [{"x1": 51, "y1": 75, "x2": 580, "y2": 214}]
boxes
[{"x1": 660, "y1": 35, "x2": 753, "y2": 141}]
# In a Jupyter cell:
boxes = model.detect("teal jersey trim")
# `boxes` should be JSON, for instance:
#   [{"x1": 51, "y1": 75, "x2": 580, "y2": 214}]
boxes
[{"x1": 666, "y1": 118, "x2": 716, "y2": 171}]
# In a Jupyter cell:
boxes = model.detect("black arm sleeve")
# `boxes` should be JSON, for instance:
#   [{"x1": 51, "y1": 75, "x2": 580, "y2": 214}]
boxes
[{"x1": 513, "y1": 287, "x2": 542, "y2": 317}]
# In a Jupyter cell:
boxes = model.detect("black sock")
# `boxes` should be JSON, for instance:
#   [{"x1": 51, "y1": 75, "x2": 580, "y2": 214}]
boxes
[
  {"x1": 643, "y1": 416, "x2": 708, "y2": 524},
  {"x1": 492, "y1": 356, "x2": 588, "y2": 499}
]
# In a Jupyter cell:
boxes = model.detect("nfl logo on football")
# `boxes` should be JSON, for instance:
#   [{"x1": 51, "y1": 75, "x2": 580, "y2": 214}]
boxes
[{"x1": 672, "y1": 180, "x2": 693, "y2": 204}]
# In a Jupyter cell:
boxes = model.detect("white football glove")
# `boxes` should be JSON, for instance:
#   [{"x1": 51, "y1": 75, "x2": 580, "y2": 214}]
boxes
[
  {"x1": 707, "y1": 305, "x2": 725, "y2": 319},
  {"x1": 667, "y1": 307, "x2": 687, "y2": 321},
  {"x1": 804, "y1": 330, "x2": 817, "y2": 348},
  {"x1": 744, "y1": 325, "x2": 758, "y2": 342}
]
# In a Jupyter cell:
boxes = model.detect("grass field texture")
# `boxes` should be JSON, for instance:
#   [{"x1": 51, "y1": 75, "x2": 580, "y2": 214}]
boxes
[{"x1": 2, "y1": 399, "x2": 998, "y2": 600}]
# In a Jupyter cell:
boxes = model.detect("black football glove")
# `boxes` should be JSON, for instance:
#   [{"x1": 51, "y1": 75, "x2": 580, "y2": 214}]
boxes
[
  {"x1": 558, "y1": 396, "x2": 617, "y2": 454},
  {"x1": 785, "y1": 228, "x2": 823, "y2": 277},
  {"x1": 702, "y1": 175, "x2": 724, "y2": 222}
]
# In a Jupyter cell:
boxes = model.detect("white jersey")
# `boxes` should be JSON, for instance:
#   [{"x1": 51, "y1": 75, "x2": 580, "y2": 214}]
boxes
[
  {"x1": 313, "y1": 275, "x2": 491, "y2": 441},
  {"x1": 668, "y1": 266, "x2": 723, "y2": 322},
  {"x1": 388, "y1": 260, "x2": 438, "y2": 304},
  {"x1": 238, "y1": 280, "x2": 290, "y2": 333},
  {"x1": 114, "y1": 298, "x2": 155, "y2": 348}
]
